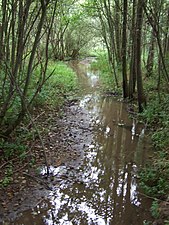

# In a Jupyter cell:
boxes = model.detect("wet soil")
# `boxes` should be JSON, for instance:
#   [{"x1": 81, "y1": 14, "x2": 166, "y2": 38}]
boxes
[
  {"x1": 0, "y1": 58, "x2": 154, "y2": 224},
  {"x1": 0, "y1": 100, "x2": 93, "y2": 223}
]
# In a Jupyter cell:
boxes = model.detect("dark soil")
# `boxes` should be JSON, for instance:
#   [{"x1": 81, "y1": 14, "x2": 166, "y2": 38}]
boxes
[{"x1": 0, "y1": 100, "x2": 93, "y2": 223}]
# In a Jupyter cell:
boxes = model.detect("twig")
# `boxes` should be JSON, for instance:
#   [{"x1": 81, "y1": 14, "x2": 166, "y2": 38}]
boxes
[
  {"x1": 139, "y1": 191, "x2": 169, "y2": 204},
  {"x1": 23, "y1": 172, "x2": 52, "y2": 190},
  {"x1": 0, "y1": 145, "x2": 34, "y2": 170},
  {"x1": 25, "y1": 109, "x2": 50, "y2": 175},
  {"x1": 4, "y1": 65, "x2": 50, "y2": 176},
  {"x1": 13, "y1": 163, "x2": 29, "y2": 173},
  {"x1": 0, "y1": 157, "x2": 17, "y2": 170},
  {"x1": 26, "y1": 111, "x2": 45, "y2": 129}
]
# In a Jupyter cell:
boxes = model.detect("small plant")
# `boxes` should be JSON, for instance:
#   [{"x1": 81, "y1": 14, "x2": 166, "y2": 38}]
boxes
[
  {"x1": 91, "y1": 52, "x2": 121, "y2": 93},
  {"x1": 139, "y1": 93, "x2": 169, "y2": 223},
  {"x1": 152, "y1": 128, "x2": 169, "y2": 149},
  {"x1": 0, "y1": 165, "x2": 13, "y2": 188},
  {"x1": 139, "y1": 157, "x2": 169, "y2": 199},
  {"x1": 32, "y1": 61, "x2": 78, "y2": 108},
  {"x1": 0, "y1": 141, "x2": 27, "y2": 160},
  {"x1": 151, "y1": 200, "x2": 160, "y2": 219},
  {"x1": 29, "y1": 157, "x2": 36, "y2": 167}
]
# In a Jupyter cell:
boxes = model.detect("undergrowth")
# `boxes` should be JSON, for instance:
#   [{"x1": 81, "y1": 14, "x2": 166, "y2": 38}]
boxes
[
  {"x1": 141, "y1": 93, "x2": 169, "y2": 149},
  {"x1": 0, "y1": 61, "x2": 78, "y2": 187},
  {"x1": 139, "y1": 92, "x2": 169, "y2": 222},
  {"x1": 91, "y1": 52, "x2": 121, "y2": 94},
  {"x1": 32, "y1": 61, "x2": 78, "y2": 108}
]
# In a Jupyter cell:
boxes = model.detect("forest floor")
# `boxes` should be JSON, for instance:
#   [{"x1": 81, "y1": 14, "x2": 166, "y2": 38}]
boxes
[
  {"x1": 0, "y1": 99, "x2": 93, "y2": 223},
  {"x1": 0, "y1": 57, "x2": 169, "y2": 224}
]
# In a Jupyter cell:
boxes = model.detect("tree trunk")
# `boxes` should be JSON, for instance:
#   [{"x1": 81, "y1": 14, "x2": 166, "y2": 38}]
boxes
[
  {"x1": 122, "y1": 0, "x2": 128, "y2": 98},
  {"x1": 3, "y1": 1, "x2": 49, "y2": 136},
  {"x1": 114, "y1": 0, "x2": 122, "y2": 64},
  {"x1": 129, "y1": 0, "x2": 137, "y2": 99},
  {"x1": 146, "y1": 31, "x2": 155, "y2": 77},
  {"x1": 136, "y1": 0, "x2": 146, "y2": 112}
]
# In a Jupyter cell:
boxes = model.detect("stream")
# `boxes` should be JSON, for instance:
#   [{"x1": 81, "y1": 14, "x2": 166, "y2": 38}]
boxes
[{"x1": 13, "y1": 58, "x2": 152, "y2": 225}]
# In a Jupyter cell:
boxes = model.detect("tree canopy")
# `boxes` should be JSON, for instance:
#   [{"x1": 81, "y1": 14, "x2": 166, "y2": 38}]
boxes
[{"x1": 0, "y1": 0, "x2": 169, "y2": 134}]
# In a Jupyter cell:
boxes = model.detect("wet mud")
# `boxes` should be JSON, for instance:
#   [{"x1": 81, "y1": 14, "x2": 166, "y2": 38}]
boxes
[{"x1": 0, "y1": 58, "x2": 153, "y2": 224}]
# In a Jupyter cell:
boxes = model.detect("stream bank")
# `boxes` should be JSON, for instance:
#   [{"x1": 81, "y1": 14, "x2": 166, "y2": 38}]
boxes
[{"x1": 0, "y1": 58, "x2": 153, "y2": 224}]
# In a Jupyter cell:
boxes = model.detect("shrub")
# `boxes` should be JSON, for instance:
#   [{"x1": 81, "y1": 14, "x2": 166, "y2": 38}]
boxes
[
  {"x1": 91, "y1": 52, "x2": 121, "y2": 93},
  {"x1": 31, "y1": 61, "x2": 78, "y2": 108}
]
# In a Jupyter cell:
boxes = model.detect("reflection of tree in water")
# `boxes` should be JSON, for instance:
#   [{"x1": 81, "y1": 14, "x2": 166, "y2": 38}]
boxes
[{"x1": 40, "y1": 97, "x2": 151, "y2": 225}]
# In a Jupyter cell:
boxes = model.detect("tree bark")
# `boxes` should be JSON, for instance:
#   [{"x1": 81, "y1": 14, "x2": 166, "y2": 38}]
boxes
[
  {"x1": 129, "y1": 0, "x2": 137, "y2": 99},
  {"x1": 146, "y1": 31, "x2": 155, "y2": 77},
  {"x1": 136, "y1": 0, "x2": 146, "y2": 112},
  {"x1": 122, "y1": 0, "x2": 128, "y2": 98}
]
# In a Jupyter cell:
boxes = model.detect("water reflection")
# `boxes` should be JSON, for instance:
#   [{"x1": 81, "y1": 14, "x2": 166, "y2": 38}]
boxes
[{"x1": 14, "y1": 60, "x2": 152, "y2": 225}]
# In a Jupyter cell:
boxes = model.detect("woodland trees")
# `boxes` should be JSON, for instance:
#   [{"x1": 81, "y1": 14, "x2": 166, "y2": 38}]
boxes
[
  {"x1": 0, "y1": 0, "x2": 57, "y2": 136},
  {"x1": 0, "y1": 0, "x2": 169, "y2": 136},
  {"x1": 85, "y1": 0, "x2": 169, "y2": 112},
  {"x1": 0, "y1": 0, "x2": 94, "y2": 136}
]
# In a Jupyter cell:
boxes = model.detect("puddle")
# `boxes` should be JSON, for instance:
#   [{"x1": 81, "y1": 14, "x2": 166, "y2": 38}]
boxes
[{"x1": 12, "y1": 59, "x2": 153, "y2": 224}]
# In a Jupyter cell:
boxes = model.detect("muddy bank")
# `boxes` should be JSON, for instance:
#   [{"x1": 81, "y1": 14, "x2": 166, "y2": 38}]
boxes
[
  {"x1": 0, "y1": 99, "x2": 94, "y2": 223},
  {"x1": 0, "y1": 59, "x2": 153, "y2": 224}
]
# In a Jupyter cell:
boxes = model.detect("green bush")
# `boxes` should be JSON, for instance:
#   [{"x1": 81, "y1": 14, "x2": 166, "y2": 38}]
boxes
[
  {"x1": 91, "y1": 52, "x2": 121, "y2": 93},
  {"x1": 140, "y1": 94, "x2": 169, "y2": 149},
  {"x1": 139, "y1": 156, "x2": 169, "y2": 198},
  {"x1": 32, "y1": 61, "x2": 78, "y2": 107},
  {"x1": 0, "y1": 61, "x2": 77, "y2": 127},
  {"x1": 0, "y1": 141, "x2": 27, "y2": 160},
  {"x1": 152, "y1": 128, "x2": 169, "y2": 149},
  {"x1": 139, "y1": 93, "x2": 169, "y2": 221},
  {"x1": 0, "y1": 164, "x2": 13, "y2": 188},
  {"x1": 151, "y1": 200, "x2": 160, "y2": 219}
]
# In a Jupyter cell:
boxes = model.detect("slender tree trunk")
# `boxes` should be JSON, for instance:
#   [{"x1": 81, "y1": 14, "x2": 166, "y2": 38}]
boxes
[
  {"x1": 144, "y1": 3, "x2": 169, "y2": 83},
  {"x1": 129, "y1": 0, "x2": 137, "y2": 99},
  {"x1": 122, "y1": 0, "x2": 128, "y2": 98},
  {"x1": 0, "y1": 0, "x2": 7, "y2": 63},
  {"x1": 146, "y1": 31, "x2": 155, "y2": 77},
  {"x1": 114, "y1": 0, "x2": 122, "y2": 64},
  {"x1": 4, "y1": 1, "x2": 49, "y2": 136},
  {"x1": 136, "y1": 0, "x2": 146, "y2": 112},
  {"x1": 96, "y1": 0, "x2": 119, "y2": 87},
  {"x1": 164, "y1": 8, "x2": 169, "y2": 59}
]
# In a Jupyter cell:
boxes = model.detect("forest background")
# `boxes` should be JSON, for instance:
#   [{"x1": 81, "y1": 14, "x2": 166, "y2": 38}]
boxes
[{"x1": 0, "y1": 0, "x2": 169, "y2": 222}]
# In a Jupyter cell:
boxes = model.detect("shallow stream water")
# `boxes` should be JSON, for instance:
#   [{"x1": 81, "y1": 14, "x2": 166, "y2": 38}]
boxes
[{"x1": 13, "y1": 59, "x2": 152, "y2": 225}]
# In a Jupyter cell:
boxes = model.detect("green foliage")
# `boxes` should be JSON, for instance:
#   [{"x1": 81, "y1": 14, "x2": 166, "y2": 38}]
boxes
[
  {"x1": 144, "y1": 76, "x2": 158, "y2": 95},
  {"x1": 151, "y1": 200, "x2": 160, "y2": 219},
  {"x1": 140, "y1": 93, "x2": 169, "y2": 149},
  {"x1": 0, "y1": 141, "x2": 27, "y2": 160},
  {"x1": 152, "y1": 128, "x2": 169, "y2": 149},
  {"x1": 32, "y1": 61, "x2": 77, "y2": 108},
  {"x1": 139, "y1": 151, "x2": 169, "y2": 199},
  {"x1": 139, "y1": 92, "x2": 169, "y2": 222},
  {"x1": 0, "y1": 164, "x2": 13, "y2": 188},
  {"x1": 0, "y1": 70, "x2": 21, "y2": 126},
  {"x1": 91, "y1": 51, "x2": 121, "y2": 93},
  {"x1": 141, "y1": 96, "x2": 164, "y2": 126}
]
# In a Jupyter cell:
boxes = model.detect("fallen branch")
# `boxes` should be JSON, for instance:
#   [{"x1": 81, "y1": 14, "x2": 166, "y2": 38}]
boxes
[
  {"x1": 4, "y1": 61, "x2": 50, "y2": 176},
  {"x1": 13, "y1": 162, "x2": 29, "y2": 173},
  {"x1": 26, "y1": 111, "x2": 45, "y2": 129},
  {"x1": 0, "y1": 145, "x2": 34, "y2": 170},
  {"x1": 139, "y1": 191, "x2": 169, "y2": 204},
  {"x1": 23, "y1": 172, "x2": 52, "y2": 190},
  {"x1": 0, "y1": 157, "x2": 17, "y2": 170}
]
